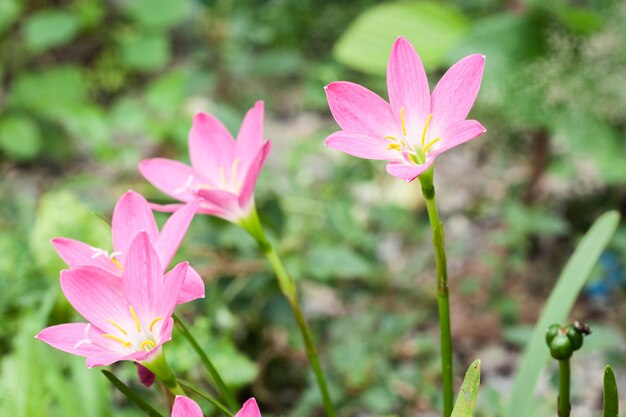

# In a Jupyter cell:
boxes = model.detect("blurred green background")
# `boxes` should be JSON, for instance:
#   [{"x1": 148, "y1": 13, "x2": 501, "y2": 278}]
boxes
[{"x1": 1, "y1": 0, "x2": 626, "y2": 416}]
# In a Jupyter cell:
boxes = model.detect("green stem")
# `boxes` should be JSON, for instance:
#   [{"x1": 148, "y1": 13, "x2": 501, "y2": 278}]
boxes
[
  {"x1": 173, "y1": 314, "x2": 238, "y2": 412},
  {"x1": 239, "y1": 207, "x2": 336, "y2": 417},
  {"x1": 558, "y1": 360, "x2": 571, "y2": 417},
  {"x1": 178, "y1": 379, "x2": 235, "y2": 417},
  {"x1": 419, "y1": 170, "x2": 454, "y2": 417},
  {"x1": 141, "y1": 352, "x2": 186, "y2": 396}
]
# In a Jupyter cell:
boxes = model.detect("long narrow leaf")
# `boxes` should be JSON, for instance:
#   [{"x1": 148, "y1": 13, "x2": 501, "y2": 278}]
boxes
[
  {"x1": 451, "y1": 359, "x2": 481, "y2": 417},
  {"x1": 603, "y1": 365, "x2": 618, "y2": 417},
  {"x1": 101, "y1": 370, "x2": 164, "y2": 417},
  {"x1": 506, "y1": 211, "x2": 620, "y2": 417},
  {"x1": 178, "y1": 379, "x2": 234, "y2": 417}
]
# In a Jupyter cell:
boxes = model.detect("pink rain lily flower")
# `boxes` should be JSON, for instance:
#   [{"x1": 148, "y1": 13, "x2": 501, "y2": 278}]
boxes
[
  {"x1": 139, "y1": 101, "x2": 271, "y2": 223},
  {"x1": 51, "y1": 190, "x2": 204, "y2": 304},
  {"x1": 37, "y1": 232, "x2": 187, "y2": 368},
  {"x1": 172, "y1": 396, "x2": 262, "y2": 417},
  {"x1": 325, "y1": 36, "x2": 486, "y2": 182}
]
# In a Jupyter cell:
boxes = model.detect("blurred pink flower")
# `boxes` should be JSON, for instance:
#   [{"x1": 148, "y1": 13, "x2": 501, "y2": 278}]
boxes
[
  {"x1": 51, "y1": 190, "x2": 204, "y2": 304},
  {"x1": 139, "y1": 101, "x2": 271, "y2": 222},
  {"x1": 325, "y1": 36, "x2": 486, "y2": 182},
  {"x1": 172, "y1": 396, "x2": 262, "y2": 417},
  {"x1": 37, "y1": 233, "x2": 187, "y2": 368}
]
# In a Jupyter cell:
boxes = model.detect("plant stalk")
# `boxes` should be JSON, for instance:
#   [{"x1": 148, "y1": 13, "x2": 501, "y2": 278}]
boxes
[
  {"x1": 420, "y1": 169, "x2": 454, "y2": 417},
  {"x1": 558, "y1": 359, "x2": 571, "y2": 417},
  {"x1": 239, "y1": 207, "x2": 336, "y2": 417}
]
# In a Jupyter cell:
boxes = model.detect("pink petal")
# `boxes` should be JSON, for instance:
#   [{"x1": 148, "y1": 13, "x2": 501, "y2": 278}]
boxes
[
  {"x1": 149, "y1": 202, "x2": 186, "y2": 213},
  {"x1": 60, "y1": 267, "x2": 128, "y2": 334},
  {"x1": 325, "y1": 81, "x2": 400, "y2": 138},
  {"x1": 196, "y1": 189, "x2": 241, "y2": 220},
  {"x1": 36, "y1": 323, "x2": 108, "y2": 357},
  {"x1": 236, "y1": 101, "x2": 265, "y2": 174},
  {"x1": 159, "y1": 262, "x2": 188, "y2": 318},
  {"x1": 139, "y1": 158, "x2": 207, "y2": 203},
  {"x1": 238, "y1": 140, "x2": 271, "y2": 208},
  {"x1": 177, "y1": 266, "x2": 205, "y2": 304},
  {"x1": 385, "y1": 158, "x2": 434, "y2": 182},
  {"x1": 155, "y1": 200, "x2": 200, "y2": 269},
  {"x1": 325, "y1": 131, "x2": 391, "y2": 161},
  {"x1": 112, "y1": 191, "x2": 159, "y2": 265},
  {"x1": 235, "y1": 398, "x2": 262, "y2": 417},
  {"x1": 429, "y1": 119, "x2": 486, "y2": 157},
  {"x1": 172, "y1": 396, "x2": 204, "y2": 417},
  {"x1": 189, "y1": 112, "x2": 236, "y2": 179},
  {"x1": 86, "y1": 350, "x2": 144, "y2": 368},
  {"x1": 387, "y1": 36, "x2": 431, "y2": 135},
  {"x1": 51, "y1": 238, "x2": 120, "y2": 275},
  {"x1": 122, "y1": 232, "x2": 165, "y2": 319},
  {"x1": 430, "y1": 54, "x2": 485, "y2": 136}
]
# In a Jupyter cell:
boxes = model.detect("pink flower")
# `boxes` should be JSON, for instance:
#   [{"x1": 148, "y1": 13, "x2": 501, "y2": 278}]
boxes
[
  {"x1": 51, "y1": 190, "x2": 204, "y2": 304},
  {"x1": 172, "y1": 396, "x2": 261, "y2": 417},
  {"x1": 325, "y1": 36, "x2": 486, "y2": 182},
  {"x1": 139, "y1": 101, "x2": 271, "y2": 222},
  {"x1": 36, "y1": 233, "x2": 187, "y2": 368}
]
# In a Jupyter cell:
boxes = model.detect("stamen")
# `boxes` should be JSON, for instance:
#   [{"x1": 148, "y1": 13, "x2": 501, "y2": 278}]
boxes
[
  {"x1": 423, "y1": 137, "x2": 441, "y2": 154},
  {"x1": 107, "y1": 319, "x2": 128, "y2": 335},
  {"x1": 111, "y1": 258, "x2": 123, "y2": 270},
  {"x1": 400, "y1": 107, "x2": 407, "y2": 136},
  {"x1": 129, "y1": 306, "x2": 141, "y2": 332},
  {"x1": 387, "y1": 143, "x2": 402, "y2": 151},
  {"x1": 102, "y1": 334, "x2": 132, "y2": 348},
  {"x1": 384, "y1": 135, "x2": 399, "y2": 141},
  {"x1": 141, "y1": 340, "x2": 156, "y2": 351},
  {"x1": 421, "y1": 114, "x2": 433, "y2": 146},
  {"x1": 149, "y1": 317, "x2": 163, "y2": 332}
]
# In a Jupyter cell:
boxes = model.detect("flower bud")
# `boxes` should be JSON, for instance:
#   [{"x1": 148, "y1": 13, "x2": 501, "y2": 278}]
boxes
[
  {"x1": 549, "y1": 333, "x2": 573, "y2": 360},
  {"x1": 545, "y1": 324, "x2": 561, "y2": 346},
  {"x1": 566, "y1": 325, "x2": 584, "y2": 351}
]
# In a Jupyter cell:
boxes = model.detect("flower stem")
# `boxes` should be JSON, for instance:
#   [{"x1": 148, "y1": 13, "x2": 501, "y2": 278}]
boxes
[
  {"x1": 558, "y1": 360, "x2": 571, "y2": 417},
  {"x1": 419, "y1": 169, "x2": 454, "y2": 417},
  {"x1": 239, "y1": 207, "x2": 336, "y2": 417},
  {"x1": 173, "y1": 314, "x2": 238, "y2": 412},
  {"x1": 142, "y1": 351, "x2": 186, "y2": 396}
]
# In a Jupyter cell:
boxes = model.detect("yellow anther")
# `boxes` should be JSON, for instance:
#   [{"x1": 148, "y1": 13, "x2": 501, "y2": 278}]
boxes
[
  {"x1": 421, "y1": 114, "x2": 434, "y2": 146},
  {"x1": 107, "y1": 318, "x2": 128, "y2": 335},
  {"x1": 423, "y1": 137, "x2": 441, "y2": 154},
  {"x1": 129, "y1": 305, "x2": 141, "y2": 332},
  {"x1": 149, "y1": 317, "x2": 163, "y2": 332},
  {"x1": 384, "y1": 135, "x2": 399, "y2": 141},
  {"x1": 102, "y1": 334, "x2": 131, "y2": 347},
  {"x1": 111, "y1": 258, "x2": 123, "y2": 271},
  {"x1": 141, "y1": 340, "x2": 156, "y2": 351},
  {"x1": 400, "y1": 107, "x2": 407, "y2": 136},
  {"x1": 387, "y1": 143, "x2": 402, "y2": 151}
]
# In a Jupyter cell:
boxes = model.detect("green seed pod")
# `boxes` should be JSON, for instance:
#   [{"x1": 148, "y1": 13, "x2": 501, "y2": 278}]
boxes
[
  {"x1": 545, "y1": 324, "x2": 561, "y2": 346},
  {"x1": 566, "y1": 325, "x2": 584, "y2": 351},
  {"x1": 549, "y1": 333, "x2": 573, "y2": 360}
]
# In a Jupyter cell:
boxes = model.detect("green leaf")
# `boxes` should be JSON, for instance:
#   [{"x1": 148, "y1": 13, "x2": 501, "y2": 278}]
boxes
[
  {"x1": 119, "y1": 32, "x2": 170, "y2": 72},
  {"x1": 505, "y1": 211, "x2": 621, "y2": 417},
  {"x1": 0, "y1": 115, "x2": 42, "y2": 161},
  {"x1": 333, "y1": 1, "x2": 469, "y2": 75},
  {"x1": 0, "y1": 0, "x2": 22, "y2": 35},
  {"x1": 101, "y1": 371, "x2": 165, "y2": 417},
  {"x1": 451, "y1": 359, "x2": 481, "y2": 417},
  {"x1": 124, "y1": 0, "x2": 189, "y2": 29},
  {"x1": 603, "y1": 365, "x2": 618, "y2": 417},
  {"x1": 23, "y1": 9, "x2": 80, "y2": 52}
]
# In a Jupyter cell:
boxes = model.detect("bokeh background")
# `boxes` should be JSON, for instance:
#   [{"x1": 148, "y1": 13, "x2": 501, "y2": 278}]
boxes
[{"x1": 1, "y1": 0, "x2": 626, "y2": 416}]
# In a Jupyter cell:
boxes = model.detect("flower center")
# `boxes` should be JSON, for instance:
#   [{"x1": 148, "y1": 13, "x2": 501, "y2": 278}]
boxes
[
  {"x1": 100, "y1": 305, "x2": 162, "y2": 353},
  {"x1": 384, "y1": 109, "x2": 441, "y2": 165}
]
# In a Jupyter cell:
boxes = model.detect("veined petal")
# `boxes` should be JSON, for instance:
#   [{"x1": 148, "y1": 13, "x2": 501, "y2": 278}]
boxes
[
  {"x1": 36, "y1": 323, "x2": 108, "y2": 357},
  {"x1": 387, "y1": 36, "x2": 431, "y2": 135},
  {"x1": 159, "y1": 262, "x2": 188, "y2": 318},
  {"x1": 385, "y1": 158, "x2": 434, "y2": 182},
  {"x1": 430, "y1": 54, "x2": 485, "y2": 136},
  {"x1": 112, "y1": 191, "x2": 159, "y2": 265},
  {"x1": 429, "y1": 119, "x2": 486, "y2": 157},
  {"x1": 86, "y1": 350, "x2": 144, "y2": 368},
  {"x1": 196, "y1": 189, "x2": 241, "y2": 220},
  {"x1": 172, "y1": 396, "x2": 204, "y2": 417},
  {"x1": 139, "y1": 158, "x2": 207, "y2": 203},
  {"x1": 236, "y1": 101, "x2": 265, "y2": 174},
  {"x1": 325, "y1": 81, "x2": 400, "y2": 137},
  {"x1": 51, "y1": 238, "x2": 120, "y2": 275},
  {"x1": 177, "y1": 266, "x2": 205, "y2": 304},
  {"x1": 155, "y1": 200, "x2": 199, "y2": 269},
  {"x1": 238, "y1": 141, "x2": 271, "y2": 209},
  {"x1": 325, "y1": 131, "x2": 391, "y2": 161},
  {"x1": 122, "y1": 232, "x2": 164, "y2": 320},
  {"x1": 235, "y1": 398, "x2": 262, "y2": 417},
  {"x1": 189, "y1": 112, "x2": 236, "y2": 179},
  {"x1": 60, "y1": 267, "x2": 128, "y2": 334}
]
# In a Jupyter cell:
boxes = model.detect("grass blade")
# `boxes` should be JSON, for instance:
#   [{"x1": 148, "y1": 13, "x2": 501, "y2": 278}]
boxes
[
  {"x1": 603, "y1": 365, "x2": 618, "y2": 417},
  {"x1": 178, "y1": 379, "x2": 234, "y2": 417},
  {"x1": 505, "y1": 211, "x2": 620, "y2": 417},
  {"x1": 451, "y1": 359, "x2": 481, "y2": 417},
  {"x1": 101, "y1": 370, "x2": 164, "y2": 417}
]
